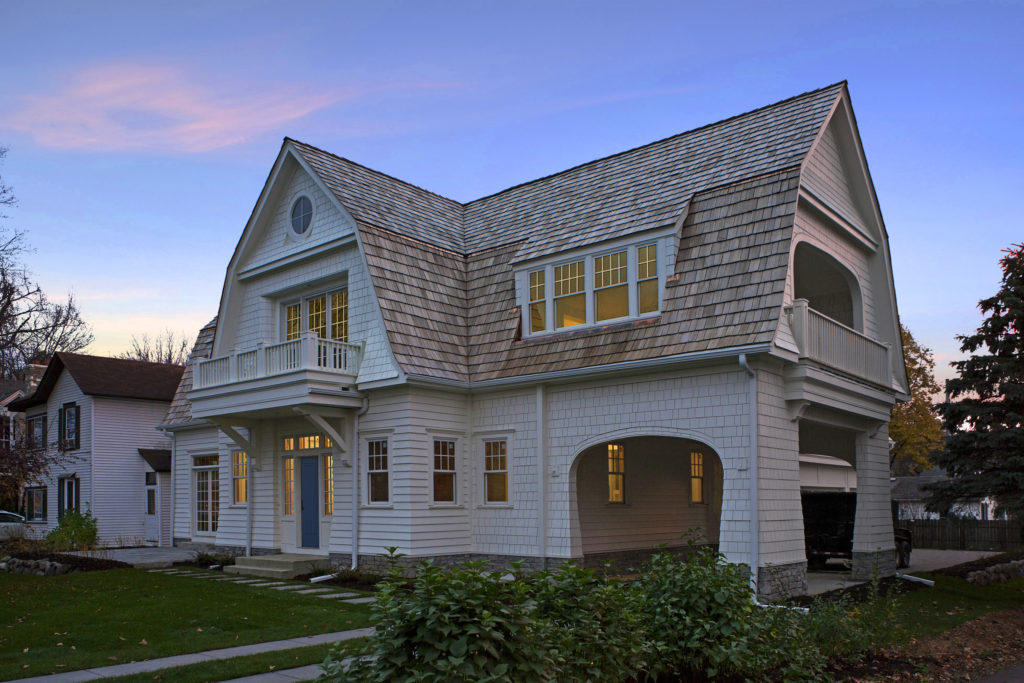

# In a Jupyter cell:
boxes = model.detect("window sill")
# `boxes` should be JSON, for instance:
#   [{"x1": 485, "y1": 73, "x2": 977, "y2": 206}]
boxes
[
  {"x1": 428, "y1": 503, "x2": 464, "y2": 510},
  {"x1": 605, "y1": 502, "x2": 631, "y2": 507},
  {"x1": 476, "y1": 503, "x2": 514, "y2": 509},
  {"x1": 361, "y1": 504, "x2": 394, "y2": 510}
]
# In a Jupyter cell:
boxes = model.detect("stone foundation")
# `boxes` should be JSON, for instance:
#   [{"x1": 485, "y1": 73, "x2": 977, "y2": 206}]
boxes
[
  {"x1": 757, "y1": 561, "x2": 808, "y2": 601},
  {"x1": 581, "y1": 544, "x2": 713, "y2": 572},
  {"x1": 851, "y1": 548, "x2": 896, "y2": 580},
  {"x1": 172, "y1": 540, "x2": 277, "y2": 557}
]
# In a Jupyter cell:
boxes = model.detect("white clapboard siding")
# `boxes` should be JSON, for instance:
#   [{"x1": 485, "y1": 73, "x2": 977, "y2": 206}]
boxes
[
  {"x1": 90, "y1": 397, "x2": 172, "y2": 543},
  {"x1": 21, "y1": 372, "x2": 93, "y2": 539},
  {"x1": 172, "y1": 426, "x2": 220, "y2": 541},
  {"x1": 802, "y1": 117, "x2": 870, "y2": 232}
]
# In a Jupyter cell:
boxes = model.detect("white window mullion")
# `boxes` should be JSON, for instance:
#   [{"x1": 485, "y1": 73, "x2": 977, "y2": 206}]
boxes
[
  {"x1": 584, "y1": 257, "x2": 594, "y2": 325},
  {"x1": 627, "y1": 246, "x2": 639, "y2": 318}
]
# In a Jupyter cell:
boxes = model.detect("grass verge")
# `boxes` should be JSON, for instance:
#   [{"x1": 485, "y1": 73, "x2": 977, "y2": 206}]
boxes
[
  {"x1": 0, "y1": 569, "x2": 372, "y2": 680},
  {"x1": 104, "y1": 638, "x2": 370, "y2": 683},
  {"x1": 893, "y1": 573, "x2": 1024, "y2": 639}
]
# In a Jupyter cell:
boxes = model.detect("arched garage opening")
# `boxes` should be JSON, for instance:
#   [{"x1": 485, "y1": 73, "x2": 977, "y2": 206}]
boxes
[{"x1": 571, "y1": 436, "x2": 723, "y2": 568}]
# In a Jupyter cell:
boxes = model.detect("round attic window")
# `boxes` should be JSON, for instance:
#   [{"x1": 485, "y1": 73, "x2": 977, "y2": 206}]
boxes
[{"x1": 290, "y1": 196, "x2": 313, "y2": 234}]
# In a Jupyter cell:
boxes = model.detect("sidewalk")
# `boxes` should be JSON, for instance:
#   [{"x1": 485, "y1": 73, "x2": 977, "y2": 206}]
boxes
[{"x1": 16, "y1": 627, "x2": 373, "y2": 682}]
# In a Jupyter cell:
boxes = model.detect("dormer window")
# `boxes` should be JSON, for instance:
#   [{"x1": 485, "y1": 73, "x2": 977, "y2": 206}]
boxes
[{"x1": 520, "y1": 234, "x2": 670, "y2": 337}]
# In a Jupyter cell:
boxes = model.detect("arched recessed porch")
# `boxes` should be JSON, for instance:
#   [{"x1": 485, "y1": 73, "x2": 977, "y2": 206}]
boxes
[{"x1": 570, "y1": 436, "x2": 723, "y2": 569}]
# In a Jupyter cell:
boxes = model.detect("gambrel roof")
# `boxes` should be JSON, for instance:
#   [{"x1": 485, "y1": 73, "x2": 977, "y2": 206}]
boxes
[
  {"x1": 162, "y1": 318, "x2": 217, "y2": 426},
  {"x1": 175, "y1": 82, "x2": 868, "y2": 407}
]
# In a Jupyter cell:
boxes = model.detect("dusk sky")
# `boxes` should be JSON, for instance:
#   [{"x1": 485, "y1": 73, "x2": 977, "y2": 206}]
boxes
[{"x1": 1, "y1": 1, "x2": 1021, "y2": 385}]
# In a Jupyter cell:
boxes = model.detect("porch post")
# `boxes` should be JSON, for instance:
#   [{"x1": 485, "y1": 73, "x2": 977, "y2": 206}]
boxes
[{"x1": 851, "y1": 423, "x2": 896, "y2": 579}]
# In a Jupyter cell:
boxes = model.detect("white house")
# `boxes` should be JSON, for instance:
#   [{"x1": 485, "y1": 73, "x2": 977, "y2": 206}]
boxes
[
  {"x1": 13, "y1": 354, "x2": 183, "y2": 546},
  {"x1": 163, "y1": 82, "x2": 908, "y2": 598}
]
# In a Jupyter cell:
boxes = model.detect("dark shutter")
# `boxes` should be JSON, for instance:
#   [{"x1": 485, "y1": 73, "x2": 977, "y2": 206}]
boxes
[
  {"x1": 74, "y1": 477, "x2": 80, "y2": 512},
  {"x1": 57, "y1": 481, "x2": 64, "y2": 520},
  {"x1": 72, "y1": 406, "x2": 81, "y2": 449},
  {"x1": 58, "y1": 407, "x2": 65, "y2": 447}
]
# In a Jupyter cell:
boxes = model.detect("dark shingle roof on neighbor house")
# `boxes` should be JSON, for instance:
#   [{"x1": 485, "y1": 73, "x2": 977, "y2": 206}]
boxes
[
  {"x1": 12, "y1": 353, "x2": 185, "y2": 410},
  {"x1": 169, "y1": 82, "x2": 849, "y2": 420}
]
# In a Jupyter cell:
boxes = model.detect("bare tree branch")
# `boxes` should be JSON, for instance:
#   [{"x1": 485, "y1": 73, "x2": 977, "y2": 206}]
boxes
[{"x1": 116, "y1": 329, "x2": 191, "y2": 365}]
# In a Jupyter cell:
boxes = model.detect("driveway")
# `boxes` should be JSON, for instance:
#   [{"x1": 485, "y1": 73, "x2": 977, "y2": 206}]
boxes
[
  {"x1": 806, "y1": 548, "x2": 1001, "y2": 595},
  {"x1": 70, "y1": 546, "x2": 197, "y2": 568}
]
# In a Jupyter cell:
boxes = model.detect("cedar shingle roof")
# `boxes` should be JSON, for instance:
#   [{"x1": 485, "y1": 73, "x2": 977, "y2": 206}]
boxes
[
  {"x1": 12, "y1": 353, "x2": 184, "y2": 410},
  {"x1": 169, "y1": 83, "x2": 845, "y2": 414},
  {"x1": 162, "y1": 318, "x2": 217, "y2": 426}
]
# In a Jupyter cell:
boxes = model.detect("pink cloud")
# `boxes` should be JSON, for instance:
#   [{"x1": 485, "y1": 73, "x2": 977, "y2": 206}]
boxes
[{"x1": 2, "y1": 64, "x2": 455, "y2": 153}]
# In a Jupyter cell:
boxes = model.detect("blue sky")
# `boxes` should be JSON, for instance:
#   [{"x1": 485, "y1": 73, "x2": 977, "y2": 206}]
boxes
[{"x1": 0, "y1": 1, "x2": 1021, "y2": 385}]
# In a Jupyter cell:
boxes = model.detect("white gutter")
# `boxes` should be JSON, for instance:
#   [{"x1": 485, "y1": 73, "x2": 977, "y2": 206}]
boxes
[
  {"x1": 352, "y1": 398, "x2": 369, "y2": 570},
  {"x1": 536, "y1": 385, "x2": 547, "y2": 567},
  {"x1": 738, "y1": 354, "x2": 759, "y2": 594}
]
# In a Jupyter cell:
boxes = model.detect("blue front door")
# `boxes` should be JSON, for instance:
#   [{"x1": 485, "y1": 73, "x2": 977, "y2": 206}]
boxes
[{"x1": 300, "y1": 457, "x2": 319, "y2": 548}]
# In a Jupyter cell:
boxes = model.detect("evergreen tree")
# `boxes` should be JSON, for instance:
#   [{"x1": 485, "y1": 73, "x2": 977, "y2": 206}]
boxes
[{"x1": 927, "y1": 244, "x2": 1024, "y2": 519}]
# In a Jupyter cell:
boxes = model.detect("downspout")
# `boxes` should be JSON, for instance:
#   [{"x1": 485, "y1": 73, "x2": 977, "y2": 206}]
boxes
[
  {"x1": 352, "y1": 398, "x2": 369, "y2": 570},
  {"x1": 536, "y1": 385, "x2": 547, "y2": 568},
  {"x1": 738, "y1": 354, "x2": 759, "y2": 595}
]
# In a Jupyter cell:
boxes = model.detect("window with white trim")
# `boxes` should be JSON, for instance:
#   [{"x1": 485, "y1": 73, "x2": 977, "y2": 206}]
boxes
[
  {"x1": 367, "y1": 439, "x2": 389, "y2": 504},
  {"x1": 607, "y1": 443, "x2": 625, "y2": 503},
  {"x1": 58, "y1": 476, "x2": 80, "y2": 519},
  {"x1": 58, "y1": 403, "x2": 80, "y2": 451},
  {"x1": 521, "y1": 237, "x2": 667, "y2": 336},
  {"x1": 690, "y1": 451, "x2": 704, "y2": 504},
  {"x1": 232, "y1": 451, "x2": 247, "y2": 504},
  {"x1": 25, "y1": 486, "x2": 46, "y2": 522},
  {"x1": 282, "y1": 456, "x2": 295, "y2": 515},
  {"x1": 193, "y1": 455, "x2": 219, "y2": 533},
  {"x1": 324, "y1": 454, "x2": 334, "y2": 515},
  {"x1": 483, "y1": 439, "x2": 508, "y2": 504},
  {"x1": 281, "y1": 289, "x2": 348, "y2": 342},
  {"x1": 26, "y1": 414, "x2": 46, "y2": 449},
  {"x1": 432, "y1": 439, "x2": 456, "y2": 504}
]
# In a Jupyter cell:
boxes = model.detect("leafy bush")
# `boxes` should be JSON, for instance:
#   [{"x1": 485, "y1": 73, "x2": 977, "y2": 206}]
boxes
[
  {"x1": 325, "y1": 558, "x2": 555, "y2": 682},
  {"x1": 323, "y1": 548, "x2": 908, "y2": 682},
  {"x1": 192, "y1": 551, "x2": 236, "y2": 567},
  {"x1": 46, "y1": 509, "x2": 97, "y2": 550}
]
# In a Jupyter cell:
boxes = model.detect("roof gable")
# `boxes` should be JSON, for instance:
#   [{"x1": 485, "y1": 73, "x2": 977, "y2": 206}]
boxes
[{"x1": 163, "y1": 318, "x2": 217, "y2": 426}]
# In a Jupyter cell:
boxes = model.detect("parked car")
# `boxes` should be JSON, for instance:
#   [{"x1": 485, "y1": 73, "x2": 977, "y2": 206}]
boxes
[
  {"x1": 0, "y1": 510, "x2": 26, "y2": 541},
  {"x1": 801, "y1": 491, "x2": 912, "y2": 570}
]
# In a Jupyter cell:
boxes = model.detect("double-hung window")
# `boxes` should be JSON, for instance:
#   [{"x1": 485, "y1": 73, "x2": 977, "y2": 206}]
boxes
[
  {"x1": 57, "y1": 403, "x2": 80, "y2": 451},
  {"x1": 607, "y1": 444, "x2": 625, "y2": 503},
  {"x1": 282, "y1": 290, "x2": 349, "y2": 342},
  {"x1": 25, "y1": 487, "x2": 46, "y2": 522},
  {"x1": 433, "y1": 439, "x2": 456, "y2": 504},
  {"x1": 58, "y1": 476, "x2": 80, "y2": 519},
  {"x1": 26, "y1": 414, "x2": 46, "y2": 449},
  {"x1": 690, "y1": 451, "x2": 704, "y2": 504},
  {"x1": 523, "y1": 236, "x2": 666, "y2": 336},
  {"x1": 367, "y1": 439, "x2": 389, "y2": 504},
  {"x1": 232, "y1": 451, "x2": 247, "y2": 504},
  {"x1": 483, "y1": 439, "x2": 508, "y2": 504}
]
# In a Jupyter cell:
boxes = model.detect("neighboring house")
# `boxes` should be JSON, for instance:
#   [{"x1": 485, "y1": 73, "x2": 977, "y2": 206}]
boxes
[
  {"x1": 0, "y1": 378, "x2": 26, "y2": 455},
  {"x1": 11, "y1": 354, "x2": 184, "y2": 546},
  {"x1": 892, "y1": 470, "x2": 1005, "y2": 521},
  {"x1": 163, "y1": 81, "x2": 908, "y2": 599}
]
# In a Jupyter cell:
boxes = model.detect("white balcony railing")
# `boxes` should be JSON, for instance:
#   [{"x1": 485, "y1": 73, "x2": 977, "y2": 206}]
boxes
[
  {"x1": 787, "y1": 299, "x2": 892, "y2": 387},
  {"x1": 194, "y1": 332, "x2": 363, "y2": 390}
]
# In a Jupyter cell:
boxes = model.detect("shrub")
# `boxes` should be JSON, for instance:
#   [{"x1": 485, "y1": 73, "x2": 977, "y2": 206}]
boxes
[
  {"x1": 324, "y1": 559, "x2": 555, "y2": 682},
  {"x1": 46, "y1": 510, "x2": 97, "y2": 551},
  {"x1": 192, "y1": 551, "x2": 236, "y2": 567},
  {"x1": 531, "y1": 563, "x2": 645, "y2": 681}
]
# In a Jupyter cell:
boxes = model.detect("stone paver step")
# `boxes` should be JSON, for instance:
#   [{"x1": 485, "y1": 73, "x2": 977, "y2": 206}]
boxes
[
  {"x1": 317, "y1": 592, "x2": 359, "y2": 599},
  {"x1": 271, "y1": 584, "x2": 307, "y2": 591},
  {"x1": 293, "y1": 587, "x2": 334, "y2": 595},
  {"x1": 342, "y1": 596, "x2": 375, "y2": 604}
]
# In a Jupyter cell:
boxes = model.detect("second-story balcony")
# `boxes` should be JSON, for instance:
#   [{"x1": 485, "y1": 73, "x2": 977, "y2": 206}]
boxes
[
  {"x1": 188, "y1": 333, "x2": 364, "y2": 420},
  {"x1": 787, "y1": 299, "x2": 892, "y2": 389}
]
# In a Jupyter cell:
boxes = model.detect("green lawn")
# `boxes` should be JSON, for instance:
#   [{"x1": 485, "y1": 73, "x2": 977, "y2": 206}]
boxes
[
  {"x1": 893, "y1": 573, "x2": 1024, "y2": 640},
  {"x1": 0, "y1": 569, "x2": 373, "y2": 681},
  {"x1": 104, "y1": 638, "x2": 370, "y2": 683}
]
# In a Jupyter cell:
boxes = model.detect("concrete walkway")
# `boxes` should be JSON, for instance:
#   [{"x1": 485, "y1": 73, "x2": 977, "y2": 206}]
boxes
[
  {"x1": 807, "y1": 548, "x2": 1002, "y2": 595},
  {"x1": 69, "y1": 546, "x2": 197, "y2": 568},
  {"x1": 16, "y1": 628, "x2": 373, "y2": 682}
]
